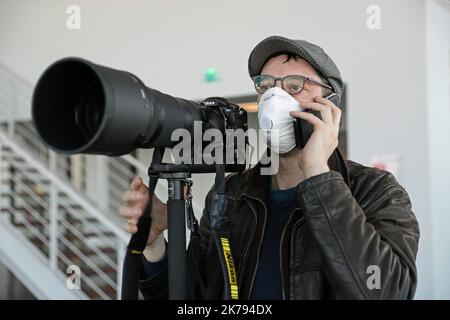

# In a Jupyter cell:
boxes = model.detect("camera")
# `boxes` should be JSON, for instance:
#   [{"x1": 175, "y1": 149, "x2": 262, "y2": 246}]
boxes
[{"x1": 32, "y1": 57, "x2": 248, "y2": 172}]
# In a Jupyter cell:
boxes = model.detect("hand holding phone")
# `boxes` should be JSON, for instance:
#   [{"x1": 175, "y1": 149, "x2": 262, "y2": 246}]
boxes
[{"x1": 293, "y1": 93, "x2": 340, "y2": 149}]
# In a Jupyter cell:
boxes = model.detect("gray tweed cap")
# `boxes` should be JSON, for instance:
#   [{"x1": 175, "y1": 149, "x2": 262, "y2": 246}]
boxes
[{"x1": 248, "y1": 35, "x2": 344, "y2": 97}]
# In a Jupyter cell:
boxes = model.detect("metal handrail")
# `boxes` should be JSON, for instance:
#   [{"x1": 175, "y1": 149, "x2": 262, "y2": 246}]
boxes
[
  {"x1": 57, "y1": 235, "x2": 117, "y2": 289},
  {"x1": 6, "y1": 172, "x2": 118, "y2": 252},
  {"x1": 0, "y1": 132, "x2": 129, "y2": 241},
  {"x1": 4, "y1": 177, "x2": 120, "y2": 295},
  {"x1": 0, "y1": 61, "x2": 34, "y2": 89},
  {"x1": 57, "y1": 252, "x2": 111, "y2": 300},
  {"x1": 57, "y1": 217, "x2": 118, "y2": 270},
  {"x1": 5, "y1": 174, "x2": 120, "y2": 271},
  {"x1": 1, "y1": 131, "x2": 134, "y2": 300},
  {"x1": 3, "y1": 195, "x2": 49, "y2": 245}
]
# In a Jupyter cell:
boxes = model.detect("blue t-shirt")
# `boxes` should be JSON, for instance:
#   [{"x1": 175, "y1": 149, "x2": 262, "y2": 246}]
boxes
[
  {"x1": 141, "y1": 242, "x2": 168, "y2": 278},
  {"x1": 250, "y1": 178, "x2": 300, "y2": 300}
]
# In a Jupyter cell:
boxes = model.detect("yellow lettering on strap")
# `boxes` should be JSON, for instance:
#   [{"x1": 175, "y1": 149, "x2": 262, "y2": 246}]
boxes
[{"x1": 220, "y1": 237, "x2": 239, "y2": 299}]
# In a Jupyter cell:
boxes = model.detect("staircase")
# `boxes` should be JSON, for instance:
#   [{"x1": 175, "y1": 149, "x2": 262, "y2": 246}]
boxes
[
  {"x1": 0, "y1": 61, "x2": 175, "y2": 300},
  {"x1": 0, "y1": 128, "x2": 131, "y2": 299}
]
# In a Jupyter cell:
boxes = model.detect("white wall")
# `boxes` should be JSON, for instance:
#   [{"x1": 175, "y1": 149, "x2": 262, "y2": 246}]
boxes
[
  {"x1": 1, "y1": 0, "x2": 448, "y2": 298},
  {"x1": 426, "y1": 0, "x2": 450, "y2": 299}
]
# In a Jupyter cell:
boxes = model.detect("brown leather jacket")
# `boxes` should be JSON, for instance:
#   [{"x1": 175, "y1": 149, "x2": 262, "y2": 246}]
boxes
[{"x1": 139, "y1": 150, "x2": 420, "y2": 300}]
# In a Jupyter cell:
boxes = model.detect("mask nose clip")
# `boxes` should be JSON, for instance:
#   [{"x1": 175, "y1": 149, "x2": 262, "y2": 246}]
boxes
[{"x1": 263, "y1": 93, "x2": 276, "y2": 101}]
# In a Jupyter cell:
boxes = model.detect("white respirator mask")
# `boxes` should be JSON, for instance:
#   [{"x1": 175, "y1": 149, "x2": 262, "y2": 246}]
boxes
[{"x1": 257, "y1": 87, "x2": 303, "y2": 154}]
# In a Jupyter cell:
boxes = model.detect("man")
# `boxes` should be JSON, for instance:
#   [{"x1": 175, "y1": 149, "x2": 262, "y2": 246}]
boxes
[{"x1": 120, "y1": 36, "x2": 420, "y2": 299}]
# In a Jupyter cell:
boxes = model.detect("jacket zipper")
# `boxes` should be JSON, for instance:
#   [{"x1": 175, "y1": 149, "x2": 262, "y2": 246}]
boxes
[
  {"x1": 286, "y1": 216, "x2": 305, "y2": 299},
  {"x1": 242, "y1": 193, "x2": 267, "y2": 299},
  {"x1": 279, "y1": 208, "x2": 304, "y2": 300},
  {"x1": 236, "y1": 195, "x2": 256, "y2": 292}
]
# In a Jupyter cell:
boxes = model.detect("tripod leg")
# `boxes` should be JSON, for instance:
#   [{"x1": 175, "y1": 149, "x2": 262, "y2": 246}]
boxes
[{"x1": 167, "y1": 178, "x2": 187, "y2": 300}]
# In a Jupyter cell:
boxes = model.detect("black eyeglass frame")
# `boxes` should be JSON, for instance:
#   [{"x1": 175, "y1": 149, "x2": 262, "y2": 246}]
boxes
[{"x1": 252, "y1": 74, "x2": 334, "y2": 95}]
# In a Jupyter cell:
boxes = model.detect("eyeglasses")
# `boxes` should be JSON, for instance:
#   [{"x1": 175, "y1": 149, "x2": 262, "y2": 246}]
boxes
[{"x1": 252, "y1": 74, "x2": 334, "y2": 95}]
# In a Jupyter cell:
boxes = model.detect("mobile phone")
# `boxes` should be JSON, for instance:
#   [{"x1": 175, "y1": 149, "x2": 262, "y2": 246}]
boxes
[{"x1": 293, "y1": 93, "x2": 340, "y2": 149}]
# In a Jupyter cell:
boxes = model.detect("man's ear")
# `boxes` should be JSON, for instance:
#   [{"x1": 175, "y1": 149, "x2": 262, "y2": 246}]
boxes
[{"x1": 325, "y1": 93, "x2": 341, "y2": 106}]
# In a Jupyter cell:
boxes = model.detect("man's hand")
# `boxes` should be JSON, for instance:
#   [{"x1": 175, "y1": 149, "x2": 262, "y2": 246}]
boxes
[
  {"x1": 119, "y1": 176, "x2": 168, "y2": 246},
  {"x1": 289, "y1": 95, "x2": 341, "y2": 179}
]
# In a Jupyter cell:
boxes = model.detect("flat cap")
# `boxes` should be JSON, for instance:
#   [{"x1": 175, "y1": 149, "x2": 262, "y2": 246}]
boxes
[{"x1": 248, "y1": 35, "x2": 344, "y2": 97}]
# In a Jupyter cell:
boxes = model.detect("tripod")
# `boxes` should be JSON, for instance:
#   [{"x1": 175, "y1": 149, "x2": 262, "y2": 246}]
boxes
[
  {"x1": 156, "y1": 171, "x2": 192, "y2": 300},
  {"x1": 121, "y1": 148, "x2": 242, "y2": 300}
]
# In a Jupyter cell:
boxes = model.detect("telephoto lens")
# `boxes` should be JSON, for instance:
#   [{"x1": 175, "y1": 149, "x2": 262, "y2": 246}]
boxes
[{"x1": 32, "y1": 57, "x2": 211, "y2": 156}]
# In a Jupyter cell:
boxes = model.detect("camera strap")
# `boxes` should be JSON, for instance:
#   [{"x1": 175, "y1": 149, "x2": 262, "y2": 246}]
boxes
[
  {"x1": 121, "y1": 148, "x2": 163, "y2": 300},
  {"x1": 210, "y1": 163, "x2": 239, "y2": 300}
]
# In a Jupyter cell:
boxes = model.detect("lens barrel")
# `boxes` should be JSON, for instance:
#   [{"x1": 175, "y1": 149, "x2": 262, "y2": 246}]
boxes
[{"x1": 32, "y1": 57, "x2": 205, "y2": 156}]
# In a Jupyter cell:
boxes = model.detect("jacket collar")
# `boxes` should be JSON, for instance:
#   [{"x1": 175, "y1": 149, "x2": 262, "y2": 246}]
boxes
[{"x1": 235, "y1": 147, "x2": 350, "y2": 202}]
